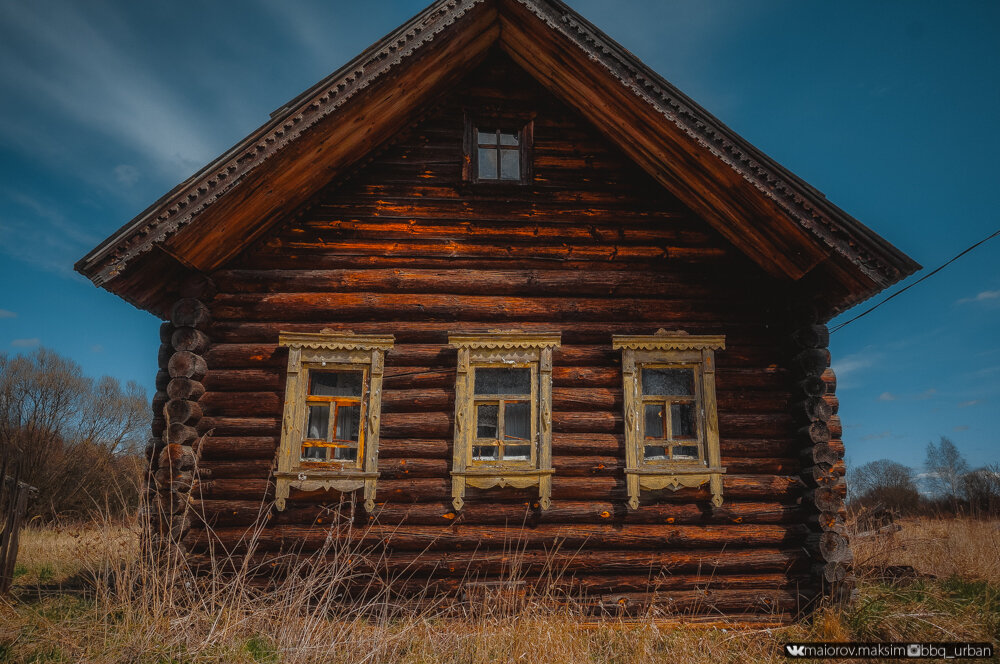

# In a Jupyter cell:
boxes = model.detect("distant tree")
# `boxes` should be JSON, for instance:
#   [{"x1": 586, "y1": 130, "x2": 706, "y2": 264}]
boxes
[
  {"x1": 962, "y1": 464, "x2": 1000, "y2": 517},
  {"x1": 847, "y1": 459, "x2": 921, "y2": 513},
  {"x1": 0, "y1": 347, "x2": 148, "y2": 520},
  {"x1": 924, "y1": 436, "x2": 970, "y2": 514}
]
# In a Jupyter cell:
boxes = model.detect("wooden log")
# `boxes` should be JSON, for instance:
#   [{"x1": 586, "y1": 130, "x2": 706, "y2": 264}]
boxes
[
  {"x1": 197, "y1": 455, "x2": 799, "y2": 480},
  {"x1": 815, "y1": 561, "x2": 848, "y2": 584},
  {"x1": 171, "y1": 327, "x2": 211, "y2": 354},
  {"x1": 152, "y1": 391, "x2": 168, "y2": 418},
  {"x1": 827, "y1": 416, "x2": 842, "y2": 439},
  {"x1": 821, "y1": 368, "x2": 837, "y2": 394},
  {"x1": 790, "y1": 398, "x2": 832, "y2": 424},
  {"x1": 167, "y1": 377, "x2": 206, "y2": 402},
  {"x1": 168, "y1": 351, "x2": 208, "y2": 381},
  {"x1": 796, "y1": 375, "x2": 826, "y2": 398},
  {"x1": 179, "y1": 274, "x2": 217, "y2": 300},
  {"x1": 157, "y1": 343, "x2": 173, "y2": 370},
  {"x1": 196, "y1": 436, "x2": 277, "y2": 460},
  {"x1": 155, "y1": 369, "x2": 171, "y2": 391},
  {"x1": 184, "y1": 522, "x2": 811, "y2": 552},
  {"x1": 171, "y1": 298, "x2": 212, "y2": 331},
  {"x1": 158, "y1": 444, "x2": 196, "y2": 471},
  {"x1": 164, "y1": 399, "x2": 203, "y2": 426},
  {"x1": 166, "y1": 422, "x2": 199, "y2": 446},
  {"x1": 807, "y1": 532, "x2": 852, "y2": 564},
  {"x1": 799, "y1": 442, "x2": 838, "y2": 467},
  {"x1": 803, "y1": 483, "x2": 846, "y2": 513},
  {"x1": 796, "y1": 422, "x2": 831, "y2": 445},
  {"x1": 197, "y1": 499, "x2": 805, "y2": 528},
  {"x1": 194, "y1": 474, "x2": 803, "y2": 503},
  {"x1": 208, "y1": 320, "x2": 787, "y2": 347},
  {"x1": 159, "y1": 322, "x2": 176, "y2": 344},
  {"x1": 822, "y1": 394, "x2": 839, "y2": 415},
  {"x1": 791, "y1": 325, "x2": 829, "y2": 350},
  {"x1": 793, "y1": 349, "x2": 831, "y2": 377},
  {"x1": 214, "y1": 268, "x2": 736, "y2": 299},
  {"x1": 209, "y1": 292, "x2": 758, "y2": 325},
  {"x1": 186, "y1": 545, "x2": 809, "y2": 575}
]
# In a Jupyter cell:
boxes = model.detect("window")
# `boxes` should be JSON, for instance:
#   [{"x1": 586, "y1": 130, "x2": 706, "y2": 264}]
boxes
[
  {"x1": 275, "y1": 332, "x2": 394, "y2": 511},
  {"x1": 449, "y1": 332, "x2": 560, "y2": 510},
  {"x1": 463, "y1": 117, "x2": 532, "y2": 184},
  {"x1": 613, "y1": 332, "x2": 726, "y2": 509}
]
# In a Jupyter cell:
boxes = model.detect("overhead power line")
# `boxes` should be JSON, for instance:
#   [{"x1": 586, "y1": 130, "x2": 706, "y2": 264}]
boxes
[{"x1": 830, "y1": 228, "x2": 1000, "y2": 334}]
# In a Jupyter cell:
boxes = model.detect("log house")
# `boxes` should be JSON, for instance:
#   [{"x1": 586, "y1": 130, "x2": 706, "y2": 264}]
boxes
[{"x1": 76, "y1": 0, "x2": 919, "y2": 619}]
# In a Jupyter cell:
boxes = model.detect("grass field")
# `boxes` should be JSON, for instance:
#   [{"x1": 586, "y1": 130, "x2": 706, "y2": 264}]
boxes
[{"x1": 1, "y1": 516, "x2": 998, "y2": 663}]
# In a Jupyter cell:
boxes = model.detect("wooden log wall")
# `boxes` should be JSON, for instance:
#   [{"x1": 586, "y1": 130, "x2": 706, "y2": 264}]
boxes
[{"x1": 181, "y1": 50, "x2": 821, "y2": 616}]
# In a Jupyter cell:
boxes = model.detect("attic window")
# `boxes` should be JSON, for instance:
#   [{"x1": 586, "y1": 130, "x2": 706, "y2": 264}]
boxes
[
  {"x1": 614, "y1": 333, "x2": 727, "y2": 510},
  {"x1": 464, "y1": 118, "x2": 532, "y2": 184}
]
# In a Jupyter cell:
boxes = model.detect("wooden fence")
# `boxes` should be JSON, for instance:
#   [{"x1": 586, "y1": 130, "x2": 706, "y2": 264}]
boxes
[{"x1": 1, "y1": 456, "x2": 37, "y2": 595}]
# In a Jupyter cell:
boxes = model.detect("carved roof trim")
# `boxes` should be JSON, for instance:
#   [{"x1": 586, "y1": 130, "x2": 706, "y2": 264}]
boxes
[
  {"x1": 279, "y1": 331, "x2": 396, "y2": 352},
  {"x1": 449, "y1": 331, "x2": 561, "y2": 350},
  {"x1": 612, "y1": 334, "x2": 726, "y2": 352},
  {"x1": 76, "y1": 0, "x2": 918, "y2": 311}
]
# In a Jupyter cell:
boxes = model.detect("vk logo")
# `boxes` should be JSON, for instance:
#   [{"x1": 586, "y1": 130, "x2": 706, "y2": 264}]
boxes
[{"x1": 785, "y1": 645, "x2": 807, "y2": 657}]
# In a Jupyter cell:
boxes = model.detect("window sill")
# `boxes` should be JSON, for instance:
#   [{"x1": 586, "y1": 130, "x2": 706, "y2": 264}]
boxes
[
  {"x1": 450, "y1": 469, "x2": 554, "y2": 509},
  {"x1": 624, "y1": 467, "x2": 726, "y2": 509},
  {"x1": 274, "y1": 470, "x2": 380, "y2": 511}
]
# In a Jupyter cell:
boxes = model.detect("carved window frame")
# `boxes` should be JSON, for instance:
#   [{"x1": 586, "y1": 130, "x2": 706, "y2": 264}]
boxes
[
  {"x1": 275, "y1": 332, "x2": 394, "y2": 512},
  {"x1": 614, "y1": 333, "x2": 726, "y2": 509},
  {"x1": 449, "y1": 332, "x2": 560, "y2": 511}
]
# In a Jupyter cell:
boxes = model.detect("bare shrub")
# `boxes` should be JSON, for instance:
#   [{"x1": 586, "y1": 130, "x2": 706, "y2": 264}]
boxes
[{"x1": 0, "y1": 347, "x2": 148, "y2": 521}]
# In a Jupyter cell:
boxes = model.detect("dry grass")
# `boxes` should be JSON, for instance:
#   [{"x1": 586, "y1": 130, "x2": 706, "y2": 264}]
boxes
[
  {"x1": 1, "y1": 515, "x2": 998, "y2": 663},
  {"x1": 853, "y1": 516, "x2": 1000, "y2": 584}
]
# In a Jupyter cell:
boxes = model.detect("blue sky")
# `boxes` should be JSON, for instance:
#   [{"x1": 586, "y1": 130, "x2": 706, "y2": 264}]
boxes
[{"x1": 0, "y1": 0, "x2": 997, "y2": 471}]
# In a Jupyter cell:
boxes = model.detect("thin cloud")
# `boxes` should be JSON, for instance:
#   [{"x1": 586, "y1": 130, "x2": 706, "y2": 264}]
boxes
[
  {"x1": 114, "y1": 165, "x2": 141, "y2": 187},
  {"x1": 91, "y1": 344, "x2": 104, "y2": 353},
  {"x1": 958, "y1": 400, "x2": 981, "y2": 408},
  {"x1": 958, "y1": 289, "x2": 1000, "y2": 304},
  {"x1": 831, "y1": 348, "x2": 881, "y2": 389},
  {"x1": 954, "y1": 425, "x2": 970, "y2": 432},
  {"x1": 0, "y1": 309, "x2": 15, "y2": 319},
  {"x1": 10, "y1": 338, "x2": 40, "y2": 348},
  {"x1": 878, "y1": 392, "x2": 896, "y2": 401}
]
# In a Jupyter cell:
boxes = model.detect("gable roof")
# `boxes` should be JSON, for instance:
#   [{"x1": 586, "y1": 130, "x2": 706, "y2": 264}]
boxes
[{"x1": 75, "y1": 0, "x2": 919, "y2": 319}]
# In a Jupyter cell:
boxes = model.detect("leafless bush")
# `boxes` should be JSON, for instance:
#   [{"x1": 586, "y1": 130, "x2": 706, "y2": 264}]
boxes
[{"x1": 0, "y1": 347, "x2": 148, "y2": 521}]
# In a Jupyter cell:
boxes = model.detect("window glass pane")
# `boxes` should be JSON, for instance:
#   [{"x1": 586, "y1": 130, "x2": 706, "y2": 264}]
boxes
[
  {"x1": 335, "y1": 404, "x2": 361, "y2": 442},
  {"x1": 302, "y1": 446, "x2": 328, "y2": 461},
  {"x1": 477, "y1": 403, "x2": 499, "y2": 438},
  {"x1": 477, "y1": 129, "x2": 497, "y2": 145},
  {"x1": 310, "y1": 371, "x2": 363, "y2": 397},
  {"x1": 478, "y1": 148, "x2": 498, "y2": 179},
  {"x1": 644, "y1": 403, "x2": 664, "y2": 439},
  {"x1": 503, "y1": 445, "x2": 531, "y2": 460},
  {"x1": 673, "y1": 445, "x2": 699, "y2": 460},
  {"x1": 500, "y1": 149, "x2": 520, "y2": 180},
  {"x1": 504, "y1": 401, "x2": 531, "y2": 441},
  {"x1": 306, "y1": 405, "x2": 330, "y2": 440},
  {"x1": 641, "y1": 368, "x2": 694, "y2": 396},
  {"x1": 671, "y1": 402, "x2": 696, "y2": 439},
  {"x1": 474, "y1": 368, "x2": 531, "y2": 395},
  {"x1": 498, "y1": 131, "x2": 519, "y2": 146},
  {"x1": 473, "y1": 445, "x2": 499, "y2": 460},
  {"x1": 333, "y1": 447, "x2": 358, "y2": 462},
  {"x1": 644, "y1": 445, "x2": 668, "y2": 460}
]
